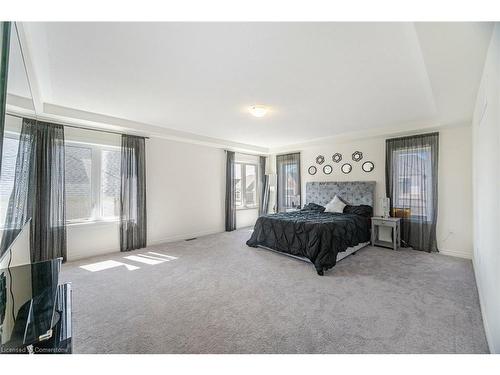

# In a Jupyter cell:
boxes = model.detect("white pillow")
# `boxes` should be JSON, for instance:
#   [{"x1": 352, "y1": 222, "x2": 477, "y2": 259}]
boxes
[{"x1": 325, "y1": 195, "x2": 346, "y2": 213}]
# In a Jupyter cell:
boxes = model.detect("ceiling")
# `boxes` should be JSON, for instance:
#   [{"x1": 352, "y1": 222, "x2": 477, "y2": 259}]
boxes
[
  {"x1": 6, "y1": 24, "x2": 35, "y2": 113},
  {"x1": 19, "y1": 22, "x2": 494, "y2": 151}
]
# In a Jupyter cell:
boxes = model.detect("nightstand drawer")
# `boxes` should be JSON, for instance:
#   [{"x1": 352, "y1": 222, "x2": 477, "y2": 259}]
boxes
[{"x1": 372, "y1": 218, "x2": 398, "y2": 226}]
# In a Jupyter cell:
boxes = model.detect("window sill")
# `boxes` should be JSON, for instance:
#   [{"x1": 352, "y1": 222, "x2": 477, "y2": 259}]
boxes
[
  {"x1": 236, "y1": 207, "x2": 259, "y2": 211},
  {"x1": 397, "y1": 218, "x2": 432, "y2": 223},
  {"x1": 67, "y1": 219, "x2": 119, "y2": 227}
]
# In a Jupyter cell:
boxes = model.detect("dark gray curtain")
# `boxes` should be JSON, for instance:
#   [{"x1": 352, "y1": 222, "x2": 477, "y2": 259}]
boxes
[
  {"x1": 276, "y1": 153, "x2": 301, "y2": 212},
  {"x1": 259, "y1": 156, "x2": 269, "y2": 216},
  {"x1": 0, "y1": 118, "x2": 67, "y2": 262},
  {"x1": 120, "y1": 135, "x2": 147, "y2": 251},
  {"x1": 225, "y1": 151, "x2": 236, "y2": 231},
  {"x1": 385, "y1": 132, "x2": 439, "y2": 252}
]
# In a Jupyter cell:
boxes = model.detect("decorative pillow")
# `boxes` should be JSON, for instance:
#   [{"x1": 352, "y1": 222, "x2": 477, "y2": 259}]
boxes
[
  {"x1": 343, "y1": 204, "x2": 373, "y2": 218},
  {"x1": 302, "y1": 203, "x2": 326, "y2": 212},
  {"x1": 325, "y1": 195, "x2": 347, "y2": 213}
]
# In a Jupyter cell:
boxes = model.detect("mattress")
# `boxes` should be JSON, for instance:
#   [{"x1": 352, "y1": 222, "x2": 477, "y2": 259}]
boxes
[
  {"x1": 257, "y1": 241, "x2": 370, "y2": 266},
  {"x1": 336, "y1": 241, "x2": 370, "y2": 261}
]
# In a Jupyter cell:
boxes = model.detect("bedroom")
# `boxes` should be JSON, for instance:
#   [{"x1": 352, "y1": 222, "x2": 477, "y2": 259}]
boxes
[{"x1": 1, "y1": 1, "x2": 500, "y2": 372}]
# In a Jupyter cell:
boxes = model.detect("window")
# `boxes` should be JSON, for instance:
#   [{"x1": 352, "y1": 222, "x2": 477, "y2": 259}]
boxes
[
  {"x1": 234, "y1": 162, "x2": 258, "y2": 209},
  {"x1": 101, "y1": 149, "x2": 121, "y2": 218},
  {"x1": 0, "y1": 133, "x2": 121, "y2": 226},
  {"x1": 65, "y1": 145, "x2": 93, "y2": 221},
  {"x1": 65, "y1": 141, "x2": 121, "y2": 223},
  {"x1": 392, "y1": 147, "x2": 433, "y2": 221},
  {"x1": 0, "y1": 134, "x2": 19, "y2": 227},
  {"x1": 276, "y1": 153, "x2": 301, "y2": 212}
]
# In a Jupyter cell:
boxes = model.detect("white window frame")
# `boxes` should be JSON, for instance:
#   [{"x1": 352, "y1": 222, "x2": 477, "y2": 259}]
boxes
[
  {"x1": 235, "y1": 162, "x2": 259, "y2": 210},
  {"x1": 65, "y1": 140, "x2": 121, "y2": 225},
  {"x1": 0, "y1": 131, "x2": 20, "y2": 229},
  {"x1": 392, "y1": 146, "x2": 433, "y2": 222}
]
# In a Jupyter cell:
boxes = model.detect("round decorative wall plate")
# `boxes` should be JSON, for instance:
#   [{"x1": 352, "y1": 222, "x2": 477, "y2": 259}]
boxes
[
  {"x1": 341, "y1": 163, "x2": 352, "y2": 174},
  {"x1": 316, "y1": 155, "x2": 325, "y2": 165},
  {"x1": 332, "y1": 153, "x2": 342, "y2": 163},
  {"x1": 308, "y1": 165, "x2": 317, "y2": 175},
  {"x1": 323, "y1": 165, "x2": 333, "y2": 174},
  {"x1": 352, "y1": 151, "x2": 363, "y2": 162},
  {"x1": 362, "y1": 161, "x2": 375, "y2": 172}
]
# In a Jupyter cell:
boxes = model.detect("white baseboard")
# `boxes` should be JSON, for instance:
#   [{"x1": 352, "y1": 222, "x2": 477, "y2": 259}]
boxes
[
  {"x1": 472, "y1": 256, "x2": 494, "y2": 353},
  {"x1": 439, "y1": 248, "x2": 472, "y2": 259},
  {"x1": 67, "y1": 228, "x2": 224, "y2": 262},
  {"x1": 148, "y1": 228, "x2": 223, "y2": 246},
  {"x1": 67, "y1": 247, "x2": 120, "y2": 262}
]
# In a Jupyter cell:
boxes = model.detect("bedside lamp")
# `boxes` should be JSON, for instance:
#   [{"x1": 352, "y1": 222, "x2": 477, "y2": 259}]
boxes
[{"x1": 381, "y1": 197, "x2": 390, "y2": 218}]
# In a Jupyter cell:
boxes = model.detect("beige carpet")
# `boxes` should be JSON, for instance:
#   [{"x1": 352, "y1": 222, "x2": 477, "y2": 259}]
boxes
[{"x1": 61, "y1": 228, "x2": 488, "y2": 353}]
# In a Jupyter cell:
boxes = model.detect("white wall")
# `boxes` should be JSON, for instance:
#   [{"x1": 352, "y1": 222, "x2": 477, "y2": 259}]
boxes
[
  {"x1": 67, "y1": 221, "x2": 120, "y2": 261},
  {"x1": 236, "y1": 209, "x2": 258, "y2": 229},
  {"x1": 300, "y1": 137, "x2": 386, "y2": 215},
  {"x1": 67, "y1": 136, "x2": 226, "y2": 261},
  {"x1": 472, "y1": 24, "x2": 500, "y2": 354},
  {"x1": 274, "y1": 124, "x2": 473, "y2": 257},
  {"x1": 438, "y1": 126, "x2": 473, "y2": 258},
  {"x1": 147, "y1": 137, "x2": 225, "y2": 244}
]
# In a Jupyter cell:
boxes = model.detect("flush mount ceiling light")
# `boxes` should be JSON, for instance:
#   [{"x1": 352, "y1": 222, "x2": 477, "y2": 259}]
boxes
[{"x1": 249, "y1": 105, "x2": 269, "y2": 118}]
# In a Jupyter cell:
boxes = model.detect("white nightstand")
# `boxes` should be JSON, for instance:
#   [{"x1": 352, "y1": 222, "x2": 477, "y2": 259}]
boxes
[{"x1": 371, "y1": 217, "x2": 401, "y2": 250}]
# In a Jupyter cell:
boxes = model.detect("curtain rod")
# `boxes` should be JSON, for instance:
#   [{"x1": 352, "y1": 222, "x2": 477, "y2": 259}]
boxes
[
  {"x1": 224, "y1": 149, "x2": 268, "y2": 158},
  {"x1": 385, "y1": 131, "x2": 439, "y2": 143},
  {"x1": 6, "y1": 112, "x2": 150, "y2": 139}
]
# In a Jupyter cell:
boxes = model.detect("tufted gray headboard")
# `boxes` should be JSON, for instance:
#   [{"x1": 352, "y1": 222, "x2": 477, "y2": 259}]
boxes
[{"x1": 305, "y1": 181, "x2": 376, "y2": 207}]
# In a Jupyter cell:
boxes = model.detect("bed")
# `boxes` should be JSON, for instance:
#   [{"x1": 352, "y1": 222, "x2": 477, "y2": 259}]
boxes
[{"x1": 246, "y1": 181, "x2": 375, "y2": 275}]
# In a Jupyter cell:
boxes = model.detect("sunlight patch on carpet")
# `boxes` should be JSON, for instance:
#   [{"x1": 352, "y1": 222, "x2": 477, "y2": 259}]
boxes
[{"x1": 80, "y1": 260, "x2": 140, "y2": 272}]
